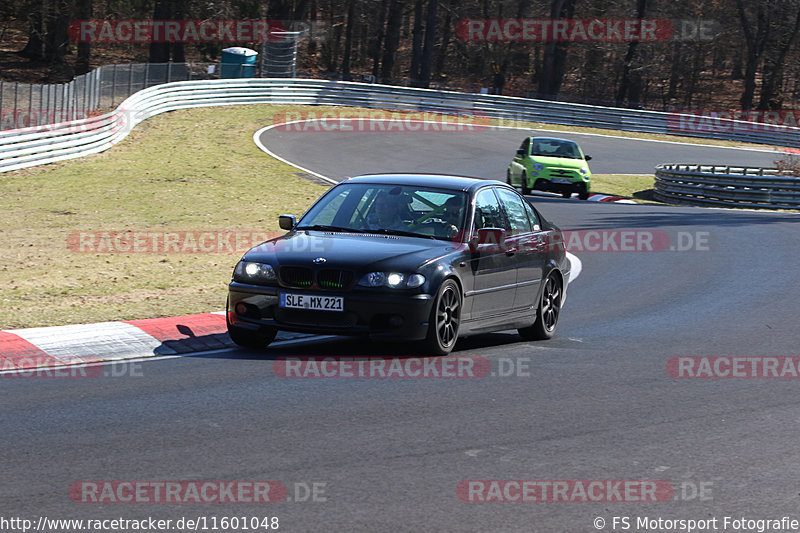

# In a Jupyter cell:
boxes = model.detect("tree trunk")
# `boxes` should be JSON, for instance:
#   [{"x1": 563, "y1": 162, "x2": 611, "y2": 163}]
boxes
[
  {"x1": 370, "y1": 0, "x2": 388, "y2": 77},
  {"x1": 757, "y1": 7, "x2": 800, "y2": 110},
  {"x1": 148, "y1": 0, "x2": 173, "y2": 63},
  {"x1": 418, "y1": 0, "x2": 439, "y2": 88},
  {"x1": 44, "y1": 0, "x2": 70, "y2": 65},
  {"x1": 537, "y1": 0, "x2": 575, "y2": 98},
  {"x1": 341, "y1": 0, "x2": 356, "y2": 78},
  {"x1": 434, "y1": 0, "x2": 453, "y2": 79},
  {"x1": 379, "y1": 0, "x2": 403, "y2": 84},
  {"x1": 736, "y1": 0, "x2": 768, "y2": 111},
  {"x1": 615, "y1": 0, "x2": 647, "y2": 106},
  {"x1": 410, "y1": 0, "x2": 424, "y2": 83},
  {"x1": 75, "y1": 0, "x2": 93, "y2": 74},
  {"x1": 19, "y1": 0, "x2": 44, "y2": 60}
]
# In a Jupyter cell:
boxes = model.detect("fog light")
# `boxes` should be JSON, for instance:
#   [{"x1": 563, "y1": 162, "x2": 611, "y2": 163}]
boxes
[
  {"x1": 235, "y1": 303, "x2": 248, "y2": 315},
  {"x1": 388, "y1": 315, "x2": 404, "y2": 328}
]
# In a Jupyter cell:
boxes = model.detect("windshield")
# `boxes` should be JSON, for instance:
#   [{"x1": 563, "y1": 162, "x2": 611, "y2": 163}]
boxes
[
  {"x1": 296, "y1": 183, "x2": 468, "y2": 241},
  {"x1": 531, "y1": 139, "x2": 582, "y2": 159}
]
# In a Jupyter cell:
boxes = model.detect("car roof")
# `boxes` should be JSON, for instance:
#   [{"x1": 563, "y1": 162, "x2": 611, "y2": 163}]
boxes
[{"x1": 343, "y1": 173, "x2": 508, "y2": 193}]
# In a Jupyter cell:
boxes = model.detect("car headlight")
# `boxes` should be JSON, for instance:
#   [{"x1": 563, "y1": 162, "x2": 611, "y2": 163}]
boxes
[
  {"x1": 579, "y1": 167, "x2": 589, "y2": 175},
  {"x1": 533, "y1": 163, "x2": 544, "y2": 171},
  {"x1": 359, "y1": 272, "x2": 426, "y2": 289},
  {"x1": 233, "y1": 261, "x2": 277, "y2": 283}
]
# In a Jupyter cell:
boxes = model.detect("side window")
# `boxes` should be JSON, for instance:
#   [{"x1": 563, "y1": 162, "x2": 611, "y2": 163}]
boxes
[
  {"x1": 522, "y1": 200, "x2": 541, "y2": 230},
  {"x1": 496, "y1": 188, "x2": 532, "y2": 234},
  {"x1": 473, "y1": 188, "x2": 507, "y2": 231}
]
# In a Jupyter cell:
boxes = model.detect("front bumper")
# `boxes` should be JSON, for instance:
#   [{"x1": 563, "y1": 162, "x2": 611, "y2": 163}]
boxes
[
  {"x1": 228, "y1": 282, "x2": 434, "y2": 341},
  {"x1": 533, "y1": 178, "x2": 589, "y2": 195}
]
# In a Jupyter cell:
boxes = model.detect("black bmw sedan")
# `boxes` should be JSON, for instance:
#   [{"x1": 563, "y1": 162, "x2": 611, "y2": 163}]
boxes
[{"x1": 227, "y1": 174, "x2": 570, "y2": 355}]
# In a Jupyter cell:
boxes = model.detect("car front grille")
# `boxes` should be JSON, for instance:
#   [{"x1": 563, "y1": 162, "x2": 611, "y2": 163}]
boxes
[
  {"x1": 279, "y1": 266, "x2": 354, "y2": 290},
  {"x1": 318, "y1": 269, "x2": 354, "y2": 290},
  {"x1": 549, "y1": 168, "x2": 577, "y2": 178},
  {"x1": 280, "y1": 266, "x2": 313, "y2": 288}
]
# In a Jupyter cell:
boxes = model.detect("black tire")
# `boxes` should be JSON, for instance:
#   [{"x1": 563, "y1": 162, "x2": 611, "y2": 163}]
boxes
[
  {"x1": 227, "y1": 314, "x2": 277, "y2": 349},
  {"x1": 518, "y1": 273, "x2": 562, "y2": 341},
  {"x1": 521, "y1": 172, "x2": 531, "y2": 196},
  {"x1": 423, "y1": 278, "x2": 462, "y2": 355},
  {"x1": 561, "y1": 191, "x2": 572, "y2": 199},
  {"x1": 578, "y1": 183, "x2": 590, "y2": 200},
  {"x1": 506, "y1": 168, "x2": 514, "y2": 188}
]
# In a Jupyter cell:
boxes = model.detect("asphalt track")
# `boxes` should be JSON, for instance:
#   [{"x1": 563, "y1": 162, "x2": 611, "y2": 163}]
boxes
[
  {"x1": 256, "y1": 121, "x2": 783, "y2": 179},
  {"x1": 3, "y1": 123, "x2": 800, "y2": 532}
]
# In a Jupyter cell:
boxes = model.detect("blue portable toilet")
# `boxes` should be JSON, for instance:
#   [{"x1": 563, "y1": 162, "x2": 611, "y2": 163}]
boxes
[{"x1": 220, "y1": 47, "x2": 258, "y2": 78}]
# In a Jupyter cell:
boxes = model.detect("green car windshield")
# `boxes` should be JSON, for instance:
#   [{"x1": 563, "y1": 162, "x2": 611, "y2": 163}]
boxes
[
  {"x1": 531, "y1": 139, "x2": 582, "y2": 159},
  {"x1": 297, "y1": 183, "x2": 468, "y2": 241}
]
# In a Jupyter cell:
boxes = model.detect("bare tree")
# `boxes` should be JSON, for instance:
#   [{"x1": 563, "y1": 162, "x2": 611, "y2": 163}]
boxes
[
  {"x1": 417, "y1": 0, "x2": 438, "y2": 87},
  {"x1": 537, "y1": 0, "x2": 576, "y2": 98}
]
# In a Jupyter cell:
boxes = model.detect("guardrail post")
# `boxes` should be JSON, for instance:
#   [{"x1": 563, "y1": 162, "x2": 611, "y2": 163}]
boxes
[{"x1": 111, "y1": 64, "x2": 117, "y2": 107}]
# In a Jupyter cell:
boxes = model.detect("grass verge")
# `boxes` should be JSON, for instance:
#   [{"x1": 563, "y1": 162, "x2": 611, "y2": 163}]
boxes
[
  {"x1": 590, "y1": 174, "x2": 658, "y2": 202},
  {"x1": 0, "y1": 105, "x2": 327, "y2": 329}
]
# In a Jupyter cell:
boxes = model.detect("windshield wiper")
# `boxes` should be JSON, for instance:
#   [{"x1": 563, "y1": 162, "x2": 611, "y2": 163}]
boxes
[
  {"x1": 360, "y1": 228, "x2": 437, "y2": 239},
  {"x1": 295, "y1": 224, "x2": 356, "y2": 232}
]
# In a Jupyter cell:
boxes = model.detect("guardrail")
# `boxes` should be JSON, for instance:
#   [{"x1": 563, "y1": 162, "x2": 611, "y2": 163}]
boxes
[
  {"x1": 2, "y1": 78, "x2": 800, "y2": 174},
  {"x1": 654, "y1": 164, "x2": 800, "y2": 209}
]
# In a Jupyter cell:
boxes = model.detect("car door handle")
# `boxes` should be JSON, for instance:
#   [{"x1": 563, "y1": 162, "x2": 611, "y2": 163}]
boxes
[{"x1": 505, "y1": 247, "x2": 516, "y2": 256}]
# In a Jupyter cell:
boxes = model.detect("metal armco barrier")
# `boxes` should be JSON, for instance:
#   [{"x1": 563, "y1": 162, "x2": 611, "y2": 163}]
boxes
[
  {"x1": 655, "y1": 164, "x2": 800, "y2": 209},
  {"x1": 2, "y1": 78, "x2": 800, "y2": 174}
]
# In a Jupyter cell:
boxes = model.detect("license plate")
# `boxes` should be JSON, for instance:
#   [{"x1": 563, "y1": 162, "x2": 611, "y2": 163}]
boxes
[
  {"x1": 551, "y1": 178, "x2": 574, "y2": 184},
  {"x1": 280, "y1": 293, "x2": 344, "y2": 312}
]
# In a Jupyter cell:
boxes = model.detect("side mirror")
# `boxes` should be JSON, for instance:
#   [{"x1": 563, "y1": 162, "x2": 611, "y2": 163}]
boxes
[
  {"x1": 516, "y1": 148, "x2": 526, "y2": 156},
  {"x1": 584, "y1": 155, "x2": 592, "y2": 161},
  {"x1": 279, "y1": 214, "x2": 296, "y2": 231},
  {"x1": 469, "y1": 227, "x2": 508, "y2": 253}
]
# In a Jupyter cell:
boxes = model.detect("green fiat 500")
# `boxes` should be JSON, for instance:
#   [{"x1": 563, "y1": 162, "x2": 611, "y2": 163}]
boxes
[{"x1": 507, "y1": 137, "x2": 592, "y2": 200}]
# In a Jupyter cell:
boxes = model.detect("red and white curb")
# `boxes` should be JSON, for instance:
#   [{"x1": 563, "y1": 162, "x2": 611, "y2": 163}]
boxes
[
  {"x1": 0, "y1": 312, "x2": 235, "y2": 373},
  {"x1": 587, "y1": 193, "x2": 637, "y2": 204}
]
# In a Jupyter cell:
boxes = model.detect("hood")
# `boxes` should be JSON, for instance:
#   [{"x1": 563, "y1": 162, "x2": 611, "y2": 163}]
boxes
[
  {"x1": 531, "y1": 155, "x2": 588, "y2": 169},
  {"x1": 243, "y1": 230, "x2": 459, "y2": 271}
]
